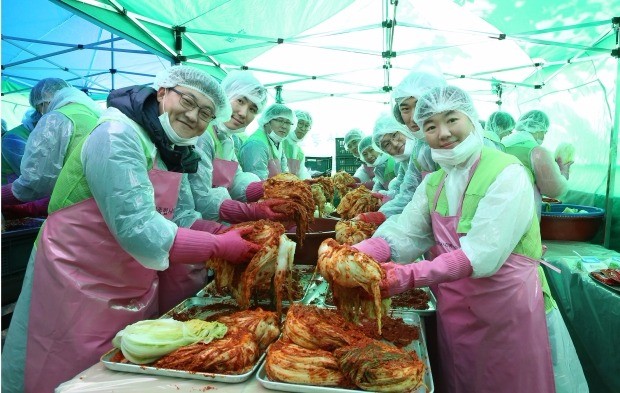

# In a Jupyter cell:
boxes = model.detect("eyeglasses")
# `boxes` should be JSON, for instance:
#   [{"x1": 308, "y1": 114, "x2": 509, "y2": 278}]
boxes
[
  {"x1": 168, "y1": 87, "x2": 215, "y2": 123},
  {"x1": 296, "y1": 121, "x2": 311, "y2": 130},
  {"x1": 271, "y1": 118, "x2": 293, "y2": 126}
]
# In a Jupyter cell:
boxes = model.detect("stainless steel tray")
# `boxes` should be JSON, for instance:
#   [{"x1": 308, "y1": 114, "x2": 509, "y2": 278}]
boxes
[
  {"x1": 255, "y1": 311, "x2": 434, "y2": 393},
  {"x1": 195, "y1": 264, "x2": 321, "y2": 305},
  {"x1": 101, "y1": 296, "x2": 263, "y2": 382},
  {"x1": 302, "y1": 280, "x2": 437, "y2": 315},
  {"x1": 101, "y1": 349, "x2": 264, "y2": 383}
]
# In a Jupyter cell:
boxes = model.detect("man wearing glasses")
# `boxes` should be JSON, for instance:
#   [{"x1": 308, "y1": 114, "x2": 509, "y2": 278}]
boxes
[
  {"x1": 282, "y1": 109, "x2": 313, "y2": 179},
  {"x1": 239, "y1": 103, "x2": 297, "y2": 180},
  {"x1": 2, "y1": 66, "x2": 268, "y2": 393}
]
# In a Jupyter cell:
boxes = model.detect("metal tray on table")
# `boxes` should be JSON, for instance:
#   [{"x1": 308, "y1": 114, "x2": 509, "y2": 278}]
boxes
[
  {"x1": 101, "y1": 349, "x2": 265, "y2": 383},
  {"x1": 196, "y1": 264, "x2": 322, "y2": 307},
  {"x1": 302, "y1": 280, "x2": 437, "y2": 315},
  {"x1": 255, "y1": 311, "x2": 434, "y2": 393},
  {"x1": 100, "y1": 296, "x2": 263, "y2": 383}
]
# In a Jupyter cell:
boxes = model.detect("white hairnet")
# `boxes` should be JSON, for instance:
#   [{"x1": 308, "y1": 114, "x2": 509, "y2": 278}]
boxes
[
  {"x1": 358, "y1": 135, "x2": 375, "y2": 155},
  {"x1": 515, "y1": 110, "x2": 550, "y2": 134},
  {"x1": 29, "y1": 78, "x2": 71, "y2": 107},
  {"x1": 153, "y1": 65, "x2": 231, "y2": 123},
  {"x1": 344, "y1": 128, "x2": 364, "y2": 147},
  {"x1": 413, "y1": 85, "x2": 481, "y2": 132},
  {"x1": 372, "y1": 112, "x2": 415, "y2": 152},
  {"x1": 294, "y1": 110, "x2": 312, "y2": 125},
  {"x1": 221, "y1": 70, "x2": 268, "y2": 113},
  {"x1": 392, "y1": 58, "x2": 446, "y2": 104},
  {"x1": 258, "y1": 103, "x2": 296, "y2": 128},
  {"x1": 486, "y1": 111, "x2": 515, "y2": 136}
]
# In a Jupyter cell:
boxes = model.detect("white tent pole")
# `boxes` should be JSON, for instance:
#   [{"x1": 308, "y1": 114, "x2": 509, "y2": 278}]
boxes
[{"x1": 604, "y1": 22, "x2": 619, "y2": 247}]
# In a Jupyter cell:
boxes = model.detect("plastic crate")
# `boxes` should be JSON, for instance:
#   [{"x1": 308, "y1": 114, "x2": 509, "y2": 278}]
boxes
[
  {"x1": 336, "y1": 156, "x2": 362, "y2": 175},
  {"x1": 2, "y1": 226, "x2": 40, "y2": 305},
  {"x1": 305, "y1": 156, "x2": 332, "y2": 175},
  {"x1": 336, "y1": 138, "x2": 351, "y2": 156}
]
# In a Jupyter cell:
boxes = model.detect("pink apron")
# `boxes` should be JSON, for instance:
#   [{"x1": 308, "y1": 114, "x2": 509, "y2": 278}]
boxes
[
  {"x1": 287, "y1": 157, "x2": 301, "y2": 176},
  {"x1": 267, "y1": 157, "x2": 282, "y2": 178},
  {"x1": 150, "y1": 166, "x2": 206, "y2": 314},
  {"x1": 24, "y1": 166, "x2": 200, "y2": 392},
  {"x1": 428, "y1": 163, "x2": 554, "y2": 393},
  {"x1": 363, "y1": 164, "x2": 375, "y2": 179},
  {"x1": 212, "y1": 157, "x2": 238, "y2": 188}
]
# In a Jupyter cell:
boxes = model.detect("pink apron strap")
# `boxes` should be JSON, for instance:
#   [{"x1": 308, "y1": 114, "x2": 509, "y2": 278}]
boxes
[{"x1": 287, "y1": 157, "x2": 301, "y2": 176}]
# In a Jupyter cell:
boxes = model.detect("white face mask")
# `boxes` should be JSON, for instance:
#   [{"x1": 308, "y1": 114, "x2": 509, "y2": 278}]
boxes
[
  {"x1": 393, "y1": 138, "x2": 415, "y2": 162},
  {"x1": 158, "y1": 112, "x2": 199, "y2": 146},
  {"x1": 288, "y1": 132, "x2": 301, "y2": 143},
  {"x1": 412, "y1": 128, "x2": 425, "y2": 140},
  {"x1": 218, "y1": 121, "x2": 245, "y2": 135},
  {"x1": 268, "y1": 131, "x2": 284, "y2": 144},
  {"x1": 431, "y1": 131, "x2": 482, "y2": 168}
]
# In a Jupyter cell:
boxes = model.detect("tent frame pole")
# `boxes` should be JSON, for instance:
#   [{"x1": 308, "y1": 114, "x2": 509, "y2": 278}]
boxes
[{"x1": 604, "y1": 18, "x2": 620, "y2": 247}]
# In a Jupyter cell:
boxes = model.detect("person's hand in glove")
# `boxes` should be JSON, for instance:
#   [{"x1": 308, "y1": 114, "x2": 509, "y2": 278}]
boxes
[
  {"x1": 353, "y1": 211, "x2": 386, "y2": 225},
  {"x1": 2, "y1": 197, "x2": 50, "y2": 219},
  {"x1": 245, "y1": 181, "x2": 265, "y2": 202},
  {"x1": 169, "y1": 226, "x2": 261, "y2": 265},
  {"x1": 219, "y1": 198, "x2": 289, "y2": 223},
  {"x1": 554, "y1": 142, "x2": 575, "y2": 180},
  {"x1": 370, "y1": 192, "x2": 391, "y2": 205},
  {"x1": 379, "y1": 250, "x2": 473, "y2": 297},
  {"x1": 213, "y1": 227, "x2": 262, "y2": 263},
  {"x1": 352, "y1": 237, "x2": 391, "y2": 262}
]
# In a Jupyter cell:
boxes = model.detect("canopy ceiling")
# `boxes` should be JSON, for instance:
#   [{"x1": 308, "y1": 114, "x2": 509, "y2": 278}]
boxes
[{"x1": 41, "y1": 0, "x2": 617, "y2": 107}]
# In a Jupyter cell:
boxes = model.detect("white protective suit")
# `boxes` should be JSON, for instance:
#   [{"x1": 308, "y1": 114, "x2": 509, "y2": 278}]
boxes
[
  {"x1": 11, "y1": 86, "x2": 102, "y2": 201},
  {"x1": 238, "y1": 104, "x2": 296, "y2": 180},
  {"x1": 372, "y1": 114, "x2": 437, "y2": 218}
]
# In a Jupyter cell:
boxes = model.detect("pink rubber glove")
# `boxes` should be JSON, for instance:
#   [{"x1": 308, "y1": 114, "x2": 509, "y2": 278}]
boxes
[
  {"x1": 219, "y1": 199, "x2": 289, "y2": 223},
  {"x1": 370, "y1": 192, "x2": 391, "y2": 204},
  {"x1": 245, "y1": 181, "x2": 265, "y2": 202},
  {"x1": 353, "y1": 211, "x2": 386, "y2": 225},
  {"x1": 190, "y1": 219, "x2": 228, "y2": 234},
  {"x1": 2, "y1": 197, "x2": 50, "y2": 219},
  {"x1": 352, "y1": 237, "x2": 391, "y2": 263},
  {"x1": 1, "y1": 183, "x2": 23, "y2": 207},
  {"x1": 379, "y1": 249, "x2": 473, "y2": 297},
  {"x1": 169, "y1": 227, "x2": 260, "y2": 265},
  {"x1": 363, "y1": 180, "x2": 375, "y2": 189}
]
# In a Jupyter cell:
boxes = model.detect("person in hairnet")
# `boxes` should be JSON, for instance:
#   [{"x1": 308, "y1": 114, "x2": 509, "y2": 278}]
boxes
[
  {"x1": 282, "y1": 109, "x2": 313, "y2": 179},
  {"x1": 1, "y1": 65, "x2": 264, "y2": 393},
  {"x1": 486, "y1": 110, "x2": 515, "y2": 141},
  {"x1": 353, "y1": 85, "x2": 556, "y2": 393},
  {"x1": 354, "y1": 65, "x2": 446, "y2": 225},
  {"x1": 188, "y1": 70, "x2": 289, "y2": 222},
  {"x1": 502, "y1": 110, "x2": 569, "y2": 217},
  {"x1": 342, "y1": 128, "x2": 374, "y2": 188},
  {"x1": 1, "y1": 78, "x2": 101, "y2": 219},
  {"x1": 238, "y1": 103, "x2": 296, "y2": 179},
  {"x1": 500, "y1": 110, "x2": 587, "y2": 393},
  {"x1": 1, "y1": 109, "x2": 42, "y2": 185},
  {"x1": 357, "y1": 135, "x2": 398, "y2": 194}
]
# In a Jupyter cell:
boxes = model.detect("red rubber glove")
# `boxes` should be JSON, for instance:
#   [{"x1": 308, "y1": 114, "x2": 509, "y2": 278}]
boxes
[
  {"x1": 353, "y1": 211, "x2": 386, "y2": 225},
  {"x1": 219, "y1": 199, "x2": 289, "y2": 223},
  {"x1": 379, "y1": 250, "x2": 473, "y2": 297},
  {"x1": 2, "y1": 197, "x2": 50, "y2": 219},
  {"x1": 1, "y1": 183, "x2": 23, "y2": 207},
  {"x1": 245, "y1": 181, "x2": 265, "y2": 202}
]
